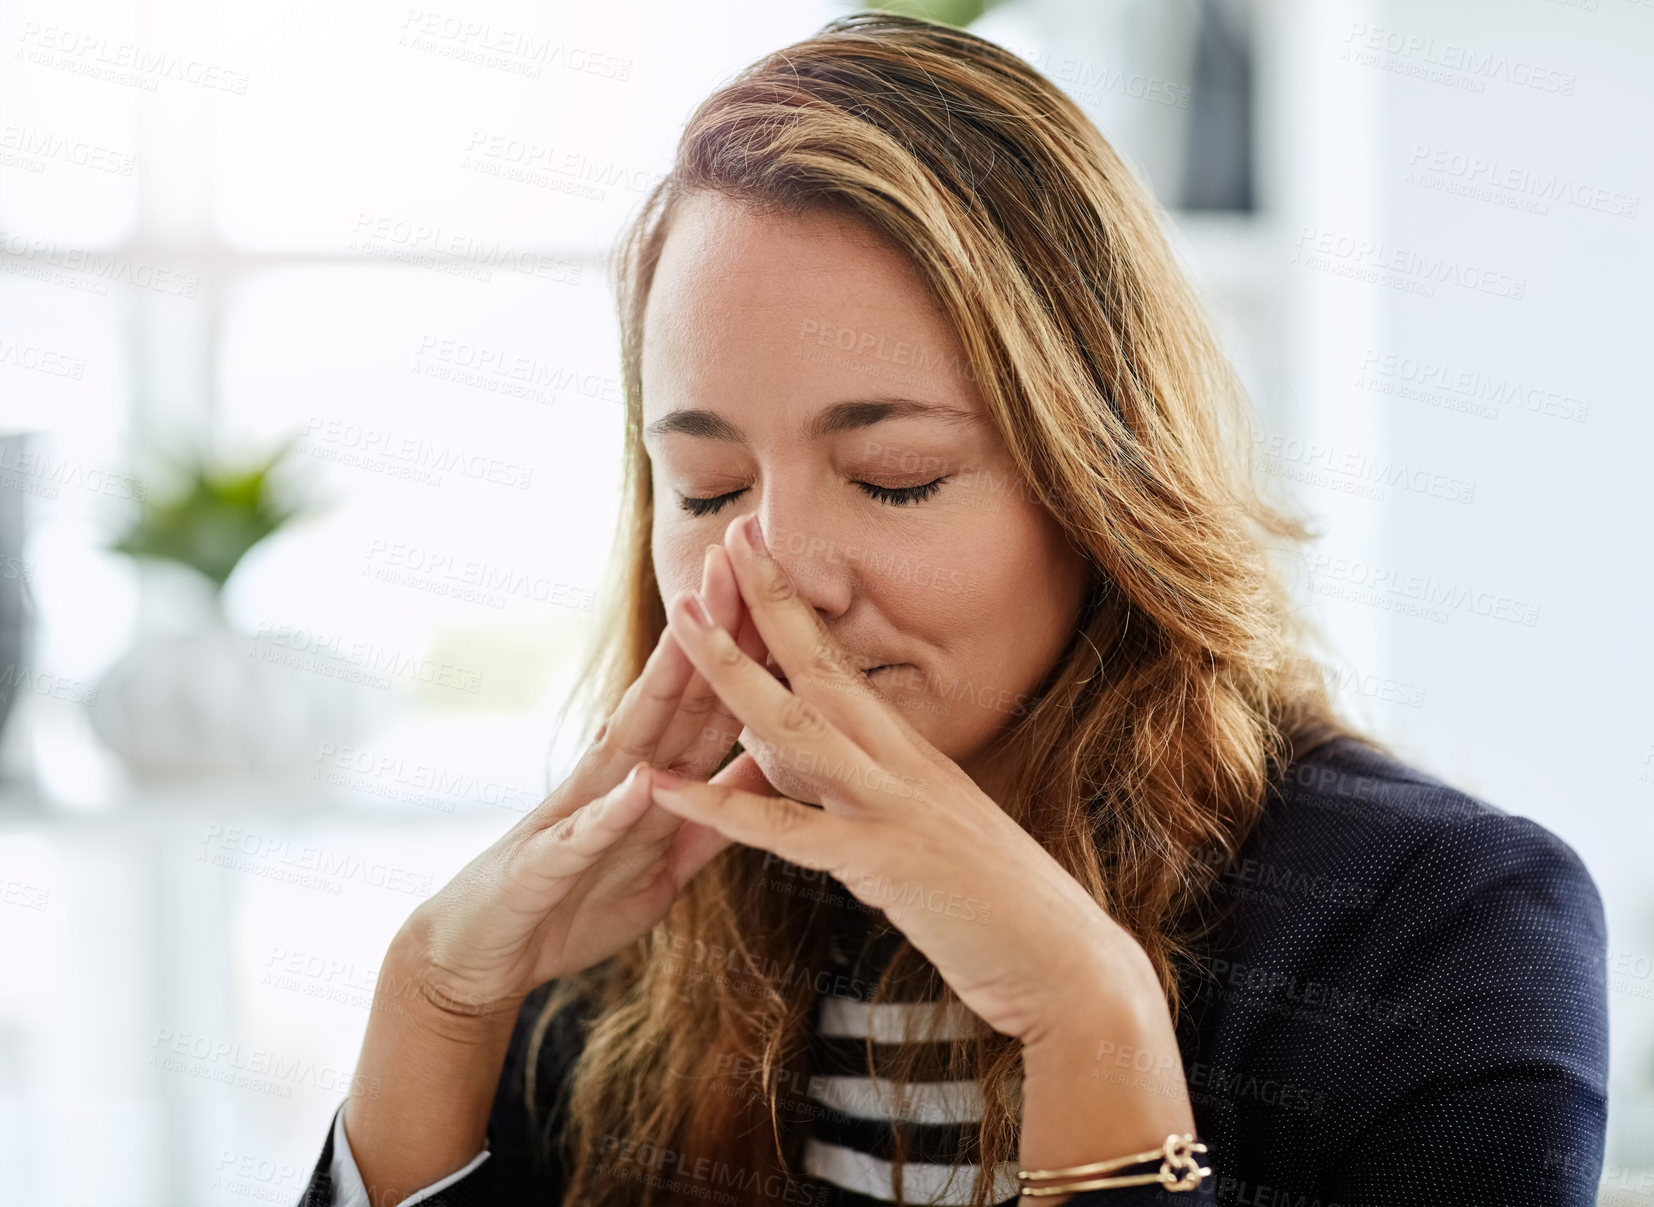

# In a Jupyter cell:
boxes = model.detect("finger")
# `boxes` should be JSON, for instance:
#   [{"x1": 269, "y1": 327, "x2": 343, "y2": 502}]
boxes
[
  {"x1": 716, "y1": 544, "x2": 776, "y2": 677},
  {"x1": 661, "y1": 547, "x2": 730, "y2": 751},
  {"x1": 664, "y1": 588, "x2": 872, "y2": 810},
  {"x1": 516, "y1": 761, "x2": 662, "y2": 890},
  {"x1": 649, "y1": 766, "x2": 863, "y2": 877},
  {"x1": 654, "y1": 546, "x2": 763, "y2": 775},
  {"x1": 708, "y1": 566, "x2": 775, "y2": 743},
  {"x1": 717, "y1": 516, "x2": 916, "y2": 760},
  {"x1": 666, "y1": 752, "x2": 776, "y2": 888},
  {"x1": 577, "y1": 622, "x2": 698, "y2": 781},
  {"x1": 556, "y1": 753, "x2": 777, "y2": 917},
  {"x1": 703, "y1": 539, "x2": 744, "y2": 641}
]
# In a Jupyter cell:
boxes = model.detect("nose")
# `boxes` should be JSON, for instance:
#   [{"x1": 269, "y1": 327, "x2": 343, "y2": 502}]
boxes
[{"x1": 743, "y1": 493, "x2": 855, "y2": 621}]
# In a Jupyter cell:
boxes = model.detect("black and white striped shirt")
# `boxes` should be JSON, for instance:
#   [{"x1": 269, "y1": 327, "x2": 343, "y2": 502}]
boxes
[{"x1": 802, "y1": 920, "x2": 1022, "y2": 1206}]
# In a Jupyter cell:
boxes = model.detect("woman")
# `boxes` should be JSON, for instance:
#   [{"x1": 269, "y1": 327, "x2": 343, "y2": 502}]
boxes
[{"x1": 299, "y1": 13, "x2": 1607, "y2": 1207}]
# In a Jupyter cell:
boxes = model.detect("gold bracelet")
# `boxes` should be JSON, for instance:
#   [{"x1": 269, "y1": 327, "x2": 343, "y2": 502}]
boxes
[{"x1": 1017, "y1": 1133, "x2": 1210, "y2": 1196}]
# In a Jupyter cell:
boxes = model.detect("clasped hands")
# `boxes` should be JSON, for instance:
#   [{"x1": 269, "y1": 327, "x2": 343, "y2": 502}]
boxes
[{"x1": 643, "y1": 512, "x2": 1153, "y2": 1048}]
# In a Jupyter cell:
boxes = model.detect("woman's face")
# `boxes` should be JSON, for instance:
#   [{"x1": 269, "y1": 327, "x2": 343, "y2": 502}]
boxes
[{"x1": 642, "y1": 190, "x2": 1091, "y2": 802}]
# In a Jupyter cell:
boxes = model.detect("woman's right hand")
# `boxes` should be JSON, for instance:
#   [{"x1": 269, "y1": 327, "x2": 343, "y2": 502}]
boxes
[
  {"x1": 397, "y1": 540, "x2": 778, "y2": 1021},
  {"x1": 344, "y1": 541, "x2": 777, "y2": 1199}
]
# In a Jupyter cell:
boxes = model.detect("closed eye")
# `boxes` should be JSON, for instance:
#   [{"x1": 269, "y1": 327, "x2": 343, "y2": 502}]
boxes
[
  {"x1": 856, "y1": 477, "x2": 948, "y2": 507},
  {"x1": 677, "y1": 477, "x2": 950, "y2": 518}
]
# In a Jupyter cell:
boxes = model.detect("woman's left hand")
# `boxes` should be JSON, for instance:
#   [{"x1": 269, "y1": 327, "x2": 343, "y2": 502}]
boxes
[{"x1": 644, "y1": 511, "x2": 1157, "y2": 1047}]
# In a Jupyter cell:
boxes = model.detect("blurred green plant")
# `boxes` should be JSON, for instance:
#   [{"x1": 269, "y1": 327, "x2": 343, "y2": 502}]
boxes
[
  {"x1": 861, "y1": 0, "x2": 1010, "y2": 28},
  {"x1": 109, "y1": 432, "x2": 317, "y2": 592}
]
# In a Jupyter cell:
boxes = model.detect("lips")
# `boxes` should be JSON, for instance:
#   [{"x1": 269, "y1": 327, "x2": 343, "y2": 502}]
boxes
[{"x1": 764, "y1": 658, "x2": 895, "y2": 688}]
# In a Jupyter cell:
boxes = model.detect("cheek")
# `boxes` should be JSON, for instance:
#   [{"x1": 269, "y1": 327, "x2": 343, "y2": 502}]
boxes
[
  {"x1": 969, "y1": 506, "x2": 1089, "y2": 689},
  {"x1": 651, "y1": 525, "x2": 707, "y2": 601},
  {"x1": 898, "y1": 500, "x2": 1083, "y2": 722},
  {"x1": 979, "y1": 494, "x2": 1085, "y2": 615},
  {"x1": 870, "y1": 511, "x2": 1017, "y2": 645}
]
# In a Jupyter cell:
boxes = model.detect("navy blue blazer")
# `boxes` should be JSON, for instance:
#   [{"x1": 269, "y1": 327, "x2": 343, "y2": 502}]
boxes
[{"x1": 298, "y1": 735, "x2": 1609, "y2": 1206}]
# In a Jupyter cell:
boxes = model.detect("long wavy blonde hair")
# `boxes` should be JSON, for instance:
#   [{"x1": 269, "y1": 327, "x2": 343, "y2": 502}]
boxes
[{"x1": 528, "y1": 12, "x2": 1367, "y2": 1205}]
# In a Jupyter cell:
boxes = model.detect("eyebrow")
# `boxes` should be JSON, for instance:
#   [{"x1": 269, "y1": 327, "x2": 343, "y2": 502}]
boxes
[{"x1": 643, "y1": 397, "x2": 983, "y2": 442}]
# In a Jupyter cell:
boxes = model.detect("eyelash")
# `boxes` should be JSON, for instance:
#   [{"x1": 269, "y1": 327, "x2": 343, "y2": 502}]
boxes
[{"x1": 678, "y1": 477, "x2": 950, "y2": 518}]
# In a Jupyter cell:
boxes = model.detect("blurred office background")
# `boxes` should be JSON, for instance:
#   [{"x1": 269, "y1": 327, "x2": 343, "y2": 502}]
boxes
[{"x1": 1, "y1": 0, "x2": 1650, "y2": 1202}]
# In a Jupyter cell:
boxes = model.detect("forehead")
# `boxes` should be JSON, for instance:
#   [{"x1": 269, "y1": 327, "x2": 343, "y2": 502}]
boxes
[{"x1": 639, "y1": 190, "x2": 983, "y2": 428}]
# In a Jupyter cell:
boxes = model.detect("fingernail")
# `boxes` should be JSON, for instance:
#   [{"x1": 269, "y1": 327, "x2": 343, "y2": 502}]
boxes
[
  {"x1": 653, "y1": 767, "x2": 685, "y2": 791},
  {"x1": 685, "y1": 591, "x2": 715, "y2": 629},
  {"x1": 741, "y1": 513, "x2": 767, "y2": 557}
]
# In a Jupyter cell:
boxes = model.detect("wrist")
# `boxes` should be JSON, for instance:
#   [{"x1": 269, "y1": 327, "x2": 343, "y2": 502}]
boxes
[
  {"x1": 1017, "y1": 929, "x2": 1195, "y2": 1171},
  {"x1": 384, "y1": 912, "x2": 529, "y2": 1043},
  {"x1": 1020, "y1": 917, "x2": 1161, "y2": 1056},
  {"x1": 348, "y1": 917, "x2": 525, "y2": 1197}
]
